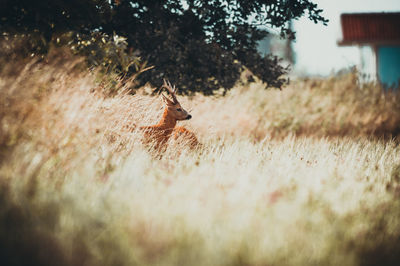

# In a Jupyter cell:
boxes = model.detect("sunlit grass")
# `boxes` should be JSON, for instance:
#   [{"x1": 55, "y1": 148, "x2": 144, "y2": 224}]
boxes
[{"x1": 1, "y1": 53, "x2": 400, "y2": 265}]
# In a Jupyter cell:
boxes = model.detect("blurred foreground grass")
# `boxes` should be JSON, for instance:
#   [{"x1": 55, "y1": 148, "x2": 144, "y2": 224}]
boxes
[{"x1": 1, "y1": 53, "x2": 400, "y2": 266}]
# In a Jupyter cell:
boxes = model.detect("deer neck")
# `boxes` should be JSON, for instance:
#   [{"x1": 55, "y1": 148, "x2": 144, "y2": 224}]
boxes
[{"x1": 156, "y1": 108, "x2": 177, "y2": 130}]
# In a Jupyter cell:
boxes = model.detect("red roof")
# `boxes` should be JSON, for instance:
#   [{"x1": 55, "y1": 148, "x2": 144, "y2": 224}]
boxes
[{"x1": 339, "y1": 12, "x2": 400, "y2": 45}]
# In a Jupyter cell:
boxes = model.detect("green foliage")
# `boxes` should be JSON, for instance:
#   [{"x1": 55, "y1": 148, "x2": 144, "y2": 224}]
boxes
[
  {"x1": 0, "y1": 32, "x2": 48, "y2": 59},
  {"x1": 105, "y1": 0, "x2": 328, "y2": 94},
  {"x1": 0, "y1": 1, "x2": 143, "y2": 75},
  {"x1": 1, "y1": 0, "x2": 328, "y2": 94},
  {"x1": 0, "y1": 31, "x2": 145, "y2": 77},
  {"x1": 0, "y1": 0, "x2": 110, "y2": 39},
  {"x1": 56, "y1": 31, "x2": 142, "y2": 73}
]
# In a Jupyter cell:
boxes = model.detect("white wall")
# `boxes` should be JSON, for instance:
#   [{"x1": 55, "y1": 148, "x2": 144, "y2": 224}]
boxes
[{"x1": 292, "y1": 0, "x2": 400, "y2": 76}]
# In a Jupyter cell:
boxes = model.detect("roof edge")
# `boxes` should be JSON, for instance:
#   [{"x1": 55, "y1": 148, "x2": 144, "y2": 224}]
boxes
[
  {"x1": 341, "y1": 12, "x2": 400, "y2": 17},
  {"x1": 338, "y1": 40, "x2": 400, "y2": 46}
]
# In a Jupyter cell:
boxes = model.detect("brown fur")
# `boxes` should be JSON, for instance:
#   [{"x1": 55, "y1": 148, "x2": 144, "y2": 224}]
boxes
[{"x1": 172, "y1": 126, "x2": 201, "y2": 149}]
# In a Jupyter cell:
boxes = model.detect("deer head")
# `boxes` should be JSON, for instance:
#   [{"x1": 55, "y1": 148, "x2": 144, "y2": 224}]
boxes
[{"x1": 161, "y1": 79, "x2": 192, "y2": 121}]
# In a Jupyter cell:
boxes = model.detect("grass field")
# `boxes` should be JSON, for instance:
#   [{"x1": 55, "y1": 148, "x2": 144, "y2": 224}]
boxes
[{"x1": 1, "y1": 53, "x2": 400, "y2": 266}]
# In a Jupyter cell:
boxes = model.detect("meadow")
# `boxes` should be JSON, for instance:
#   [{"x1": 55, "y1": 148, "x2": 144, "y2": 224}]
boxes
[{"x1": 1, "y1": 52, "x2": 400, "y2": 266}]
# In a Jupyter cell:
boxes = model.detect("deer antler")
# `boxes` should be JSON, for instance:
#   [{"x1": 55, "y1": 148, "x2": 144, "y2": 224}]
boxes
[{"x1": 161, "y1": 79, "x2": 178, "y2": 104}]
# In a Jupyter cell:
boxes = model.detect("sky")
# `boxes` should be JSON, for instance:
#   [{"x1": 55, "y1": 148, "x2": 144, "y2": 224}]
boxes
[{"x1": 292, "y1": 0, "x2": 400, "y2": 76}]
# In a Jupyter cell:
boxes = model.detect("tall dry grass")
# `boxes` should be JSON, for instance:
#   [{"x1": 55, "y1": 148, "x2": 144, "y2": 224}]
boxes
[
  {"x1": 189, "y1": 70, "x2": 400, "y2": 140},
  {"x1": 1, "y1": 52, "x2": 400, "y2": 266}
]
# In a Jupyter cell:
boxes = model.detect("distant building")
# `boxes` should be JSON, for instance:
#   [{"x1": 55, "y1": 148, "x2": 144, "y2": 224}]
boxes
[
  {"x1": 257, "y1": 33, "x2": 294, "y2": 66},
  {"x1": 338, "y1": 12, "x2": 400, "y2": 88},
  {"x1": 258, "y1": 21, "x2": 295, "y2": 67}
]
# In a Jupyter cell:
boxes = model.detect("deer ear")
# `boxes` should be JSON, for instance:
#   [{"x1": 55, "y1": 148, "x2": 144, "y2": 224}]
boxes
[{"x1": 161, "y1": 93, "x2": 174, "y2": 105}]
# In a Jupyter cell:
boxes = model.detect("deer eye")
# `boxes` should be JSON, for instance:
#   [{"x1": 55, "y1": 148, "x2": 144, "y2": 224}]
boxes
[{"x1": 176, "y1": 108, "x2": 182, "y2": 112}]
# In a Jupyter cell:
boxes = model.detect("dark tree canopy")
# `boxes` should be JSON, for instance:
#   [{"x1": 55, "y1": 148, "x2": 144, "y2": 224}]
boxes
[{"x1": 0, "y1": 0, "x2": 328, "y2": 94}]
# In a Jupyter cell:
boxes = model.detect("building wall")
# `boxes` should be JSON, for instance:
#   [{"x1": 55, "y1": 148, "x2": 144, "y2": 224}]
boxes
[
  {"x1": 257, "y1": 34, "x2": 293, "y2": 66},
  {"x1": 377, "y1": 45, "x2": 400, "y2": 89},
  {"x1": 358, "y1": 45, "x2": 377, "y2": 82}
]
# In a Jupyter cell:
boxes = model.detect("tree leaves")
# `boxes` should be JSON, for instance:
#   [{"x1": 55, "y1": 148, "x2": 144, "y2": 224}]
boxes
[{"x1": 0, "y1": 0, "x2": 328, "y2": 95}]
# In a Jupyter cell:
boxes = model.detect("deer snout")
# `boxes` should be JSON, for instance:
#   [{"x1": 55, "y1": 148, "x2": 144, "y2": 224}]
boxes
[{"x1": 186, "y1": 114, "x2": 192, "y2": 120}]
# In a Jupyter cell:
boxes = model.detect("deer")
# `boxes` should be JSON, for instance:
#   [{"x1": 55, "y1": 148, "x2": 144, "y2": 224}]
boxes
[{"x1": 139, "y1": 80, "x2": 201, "y2": 152}]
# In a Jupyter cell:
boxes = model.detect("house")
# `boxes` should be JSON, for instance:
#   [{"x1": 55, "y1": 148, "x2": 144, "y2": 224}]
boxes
[
  {"x1": 257, "y1": 33, "x2": 294, "y2": 66},
  {"x1": 258, "y1": 21, "x2": 295, "y2": 67},
  {"x1": 338, "y1": 12, "x2": 400, "y2": 89}
]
